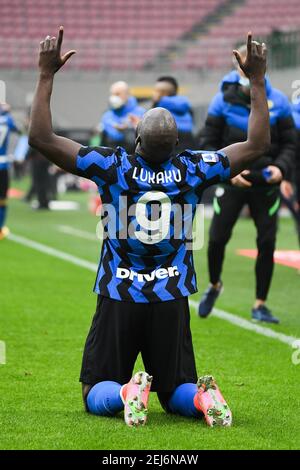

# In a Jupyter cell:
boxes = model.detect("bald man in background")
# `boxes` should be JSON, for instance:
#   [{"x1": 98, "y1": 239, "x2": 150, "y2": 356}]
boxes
[{"x1": 100, "y1": 81, "x2": 145, "y2": 153}]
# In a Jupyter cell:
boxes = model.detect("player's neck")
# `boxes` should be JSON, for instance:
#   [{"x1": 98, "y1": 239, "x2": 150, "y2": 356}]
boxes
[{"x1": 135, "y1": 144, "x2": 171, "y2": 167}]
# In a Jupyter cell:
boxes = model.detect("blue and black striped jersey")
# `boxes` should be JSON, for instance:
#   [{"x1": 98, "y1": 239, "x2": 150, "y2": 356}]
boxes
[
  {"x1": 0, "y1": 112, "x2": 18, "y2": 170},
  {"x1": 77, "y1": 146, "x2": 230, "y2": 303}
]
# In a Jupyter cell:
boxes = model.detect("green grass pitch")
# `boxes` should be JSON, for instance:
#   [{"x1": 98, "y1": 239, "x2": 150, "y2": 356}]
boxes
[{"x1": 0, "y1": 186, "x2": 300, "y2": 450}]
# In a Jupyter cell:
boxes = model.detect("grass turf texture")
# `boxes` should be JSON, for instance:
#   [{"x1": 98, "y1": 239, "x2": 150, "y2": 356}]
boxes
[{"x1": 0, "y1": 188, "x2": 300, "y2": 450}]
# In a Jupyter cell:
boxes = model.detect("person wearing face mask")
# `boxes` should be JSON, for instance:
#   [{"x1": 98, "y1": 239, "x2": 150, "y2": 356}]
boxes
[
  {"x1": 197, "y1": 43, "x2": 297, "y2": 324},
  {"x1": 101, "y1": 81, "x2": 145, "y2": 153}
]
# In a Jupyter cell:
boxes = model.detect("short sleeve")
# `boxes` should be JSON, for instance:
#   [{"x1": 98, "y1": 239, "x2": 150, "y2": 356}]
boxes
[
  {"x1": 198, "y1": 151, "x2": 231, "y2": 182},
  {"x1": 180, "y1": 149, "x2": 231, "y2": 187},
  {"x1": 76, "y1": 146, "x2": 118, "y2": 184}
]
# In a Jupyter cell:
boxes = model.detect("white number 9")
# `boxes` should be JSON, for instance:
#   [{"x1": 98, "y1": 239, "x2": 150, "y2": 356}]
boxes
[{"x1": 134, "y1": 191, "x2": 171, "y2": 244}]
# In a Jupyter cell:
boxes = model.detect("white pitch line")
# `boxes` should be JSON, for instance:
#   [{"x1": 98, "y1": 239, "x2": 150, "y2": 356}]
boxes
[
  {"x1": 57, "y1": 225, "x2": 98, "y2": 241},
  {"x1": 189, "y1": 299, "x2": 297, "y2": 347},
  {"x1": 8, "y1": 232, "x2": 298, "y2": 348},
  {"x1": 8, "y1": 233, "x2": 98, "y2": 272}
]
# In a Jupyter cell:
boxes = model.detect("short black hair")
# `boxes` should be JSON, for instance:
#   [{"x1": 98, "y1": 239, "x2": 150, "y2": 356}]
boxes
[{"x1": 156, "y1": 76, "x2": 178, "y2": 95}]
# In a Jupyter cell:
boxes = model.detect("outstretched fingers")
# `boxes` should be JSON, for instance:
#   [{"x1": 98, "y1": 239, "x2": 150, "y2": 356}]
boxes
[
  {"x1": 38, "y1": 26, "x2": 76, "y2": 71},
  {"x1": 57, "y1": 26, "x2": 76, "y2": 63},
  {"x1": 232, "y1": 49, "x2": 243, "y2": 69},
  {"x1": 57, "y1": 26, "x2": 64, "y2": 51},
  {"x1": 61, "y1": 50, "x2": 76, "y2": 65},
  {"x1": 247, "y1": 31, "x2": 252, "y2": 56}
]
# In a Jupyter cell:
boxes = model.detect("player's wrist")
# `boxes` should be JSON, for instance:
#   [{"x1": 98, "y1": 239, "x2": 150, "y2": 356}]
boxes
[
  {"x1": 39, "y1": 71, "x2": 55, "y2": 81},
  {"x1": 248, "y1": 76, "x2": 265, "y2": 86}
]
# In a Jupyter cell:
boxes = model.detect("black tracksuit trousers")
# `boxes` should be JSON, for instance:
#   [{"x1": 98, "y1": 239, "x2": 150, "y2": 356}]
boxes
[{"x1": 208, "y1": 184, "x2": 280, "y2": 301}]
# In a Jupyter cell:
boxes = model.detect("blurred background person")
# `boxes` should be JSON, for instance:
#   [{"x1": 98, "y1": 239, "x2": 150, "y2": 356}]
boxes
[
  {"x1": 152, "y1": 76, "x2": 195, "y2": 152},
  {"x1": 100, "y1": 81, "x2": 145, "y2": 153},
  {"x1": 0, "y1": 102, "x2": 21, "y2": 240},
  {"x1": 197, "y1": 43, "x2": 297, "y2": 324},
  {"x1": 279, "y1": 99, "x2": 300, "y2": 248},
  {"x1": 23, "y1": 109, "x2": 57, "y2": 208},
  {"x1": 25, "y1": 146, "x2": 53, "y2": 210},
  {"x1": 292, "y1": 99, "x2": 300, "y2": 218},
  {"x1": 292, "y1": 100, "x2": 300, "y2": 242}
]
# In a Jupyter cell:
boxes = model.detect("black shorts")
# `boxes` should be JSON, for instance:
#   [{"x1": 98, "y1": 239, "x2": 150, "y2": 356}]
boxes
[
  {"x1": 0, "y1": 169, "x2": 9, "y2": 200},
  {"x1": 80, "y1": 295, "x2": 197, "y2": 393}
]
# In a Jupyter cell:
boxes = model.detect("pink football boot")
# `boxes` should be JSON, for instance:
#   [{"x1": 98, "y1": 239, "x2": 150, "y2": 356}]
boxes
[
  {"x1": 121, "y1": 371, "x2": 153, "y2": 427},
  {"x1": 194, "y1": 375, "x2": 232, "y2": 427}
]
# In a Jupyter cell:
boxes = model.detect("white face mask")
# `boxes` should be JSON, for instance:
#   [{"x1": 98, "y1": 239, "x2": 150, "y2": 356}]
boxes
[
  {"x1": 109, "y1": 95, "x2": 125, "y2": 110},
  {"x1": 239, "y1": 76, "x2": 250, "y2": 88}
]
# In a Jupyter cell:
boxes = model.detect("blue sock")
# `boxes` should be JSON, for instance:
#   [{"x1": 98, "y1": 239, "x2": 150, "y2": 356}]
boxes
[
  {"x1": 168, "y1": 383, "x2": 202, "y2": 418},
  {"x1": 0, "y1": 206, "x2": 7, "y2": 230},
  {"x1": 87, "y1": 381, "x2": 124, "y2": 416}
]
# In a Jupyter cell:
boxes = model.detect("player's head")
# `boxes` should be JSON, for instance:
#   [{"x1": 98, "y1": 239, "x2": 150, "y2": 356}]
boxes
[
  {"x1": 109, "y1": 81, "x2": 130, "y2": 109},
  {"x1": 135, "y1": 107, "x2": 178, "y2": 164},
  {"x1": 153, "y1": 76, "x2": 178, "y2": 102}
]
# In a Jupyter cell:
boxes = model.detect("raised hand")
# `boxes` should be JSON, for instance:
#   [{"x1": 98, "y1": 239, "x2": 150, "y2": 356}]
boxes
[
  {"x1": 39, "y1": 26, "x2": 76, "y2": 76},
  {"x1": 233, "y1": 32, "x2": 267, "y2": 81}
]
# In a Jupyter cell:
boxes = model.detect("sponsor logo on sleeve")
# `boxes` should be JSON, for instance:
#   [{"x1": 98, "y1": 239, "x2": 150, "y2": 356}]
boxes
[{"x1": 202, "y1": 153, "x2": 219, "y2": 163}]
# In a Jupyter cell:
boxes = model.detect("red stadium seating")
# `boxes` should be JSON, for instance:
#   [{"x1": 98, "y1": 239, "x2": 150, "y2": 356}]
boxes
[
  {"x1": 0, "y1": 0, "x2": 299, "y2": 70},
  {"x1": 0, "y1": 0, "x2": 225, "y2": 70},
  {"x1": 171, "y1": 0, "x2": 300, "y2": 70}
]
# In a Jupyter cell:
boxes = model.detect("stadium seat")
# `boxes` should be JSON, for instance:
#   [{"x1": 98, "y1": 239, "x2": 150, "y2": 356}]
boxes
[{"x1": 0, "y1": 0, "x2": 300, "y2": 70}]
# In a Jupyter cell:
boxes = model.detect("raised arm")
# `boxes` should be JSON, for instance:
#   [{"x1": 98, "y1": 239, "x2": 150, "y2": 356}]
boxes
[
  {"x1": 221, "y1": 33, "x2": 270, "y2": 177},
  {"x1": 28, "y1": 27, "x2": 81, "y2": 174}
]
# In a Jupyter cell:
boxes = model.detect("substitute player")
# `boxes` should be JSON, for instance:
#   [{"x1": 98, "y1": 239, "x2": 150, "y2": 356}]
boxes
[
  {"x1": 0, "y1": 103, "x2": 20, "y2": 240},
  {"x1": 29, "y1": 28, "x2": 269, "y2": 427}
]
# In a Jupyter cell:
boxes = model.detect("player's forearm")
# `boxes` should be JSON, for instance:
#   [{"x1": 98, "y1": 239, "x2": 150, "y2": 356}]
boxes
[
  {"x1": 28, "y1": 73, "x2": 80, "y2": 174},
  {"x1": 28, "y1": 73, "x2": 55, "y2": 150},
  {"x1": 224, "y1": 78, "x2": 270, "y2": 176},
  {"x1": 246, "y1": 77, "x2": 270, "y2": 158}
]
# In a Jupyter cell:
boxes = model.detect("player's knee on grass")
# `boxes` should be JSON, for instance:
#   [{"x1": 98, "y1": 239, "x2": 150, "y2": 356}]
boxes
[
  {"x1": 84, "y1": 381, "x2": 124, "y2": 416},
  {"x1": 158, "y1": 384, "x2": 202, "y2": 418}
]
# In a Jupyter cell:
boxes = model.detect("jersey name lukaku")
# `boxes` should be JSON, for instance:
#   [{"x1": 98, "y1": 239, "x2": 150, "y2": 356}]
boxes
[{"x1": 76, "y1": 146, "x2": 230, "y2": 302}]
